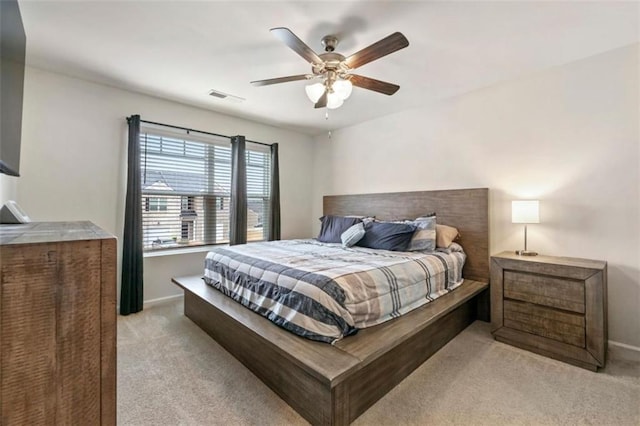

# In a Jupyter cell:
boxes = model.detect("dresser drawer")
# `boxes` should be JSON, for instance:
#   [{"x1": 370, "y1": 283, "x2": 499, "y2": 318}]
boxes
[
  {"x1": 504, "y1": 299, "x2": 585, "y2": 347},
  {"x1": 504, "y1": 270, "x2": 585, "y2": 314}
]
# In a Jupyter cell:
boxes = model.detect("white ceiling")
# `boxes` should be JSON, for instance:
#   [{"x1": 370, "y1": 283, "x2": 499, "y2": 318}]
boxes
[{"x1": 18, "y1": 0, "x2": 639, "y2": 136}]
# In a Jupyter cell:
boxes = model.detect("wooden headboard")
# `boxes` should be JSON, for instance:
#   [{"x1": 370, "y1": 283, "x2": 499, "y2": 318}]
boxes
[{"x1": 323, "y1": 188, "x2": 489, "y2": 282}]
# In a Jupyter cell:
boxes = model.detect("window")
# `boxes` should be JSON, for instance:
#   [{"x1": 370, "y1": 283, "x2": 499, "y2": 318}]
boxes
[
  {"x1": 246, "y1": 147, "x2": 271, "y2": 242},
  {"x1": 180, "y1": 196, "x2": 195, "y2": 211},
  {"x1": 145, "y1": 197, "x2": 167, "y2": 212},
  {"x1": 140, "y1": 129, "x2": 271, "y2": 251}
]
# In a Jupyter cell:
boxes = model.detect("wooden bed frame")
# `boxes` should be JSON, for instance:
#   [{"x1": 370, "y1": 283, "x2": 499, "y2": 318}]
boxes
[{"x1": 173, "y1": 188, "x2": 489, "y2": 425}]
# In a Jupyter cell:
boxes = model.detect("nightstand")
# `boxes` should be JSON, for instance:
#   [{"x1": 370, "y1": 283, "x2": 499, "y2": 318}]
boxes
[{"x1": 491, "y1": 251, "x2": 607, "y2": 371}]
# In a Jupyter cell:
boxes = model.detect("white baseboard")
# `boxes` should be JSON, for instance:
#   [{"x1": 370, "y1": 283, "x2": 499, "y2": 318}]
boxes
[
  {"x1": 143, "y1": 293, "x2": 184, "y2": 309},
  {"x1": 117, "y1": 294, "x2": 184, "y2": 314},
  {"x1": 608, "y1": 340, "x2": 640, "y2": 362}
]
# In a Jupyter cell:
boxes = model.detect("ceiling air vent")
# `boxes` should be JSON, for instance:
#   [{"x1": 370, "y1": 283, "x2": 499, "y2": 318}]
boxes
[{"x1": 208, "y1": 89, "x2": 245, "y2": 103}]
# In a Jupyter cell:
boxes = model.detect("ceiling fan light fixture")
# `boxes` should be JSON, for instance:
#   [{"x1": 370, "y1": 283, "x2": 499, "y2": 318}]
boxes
[
  {"x1": 254, "y1": 28, "x2": 409, "y2": 111},
  {"x1": 305, "y1": 82, "x2": 325, "y2": 103},
  {"x1": 326, "y1": 92, "x2": 344, "y2": 109},
  {"x1": 333, "y1": 79, "x2": 352, "y2": 100}
]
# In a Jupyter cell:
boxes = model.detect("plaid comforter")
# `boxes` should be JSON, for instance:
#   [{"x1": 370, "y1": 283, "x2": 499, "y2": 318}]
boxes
[{"x1": 204, "y1": 239, "x2": 465, "y2": 343}]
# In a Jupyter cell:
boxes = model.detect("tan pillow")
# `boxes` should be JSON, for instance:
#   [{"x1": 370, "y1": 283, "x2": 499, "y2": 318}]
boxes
[{"x1": 436, "y1": 224, "x2": 460, "y2": 248}]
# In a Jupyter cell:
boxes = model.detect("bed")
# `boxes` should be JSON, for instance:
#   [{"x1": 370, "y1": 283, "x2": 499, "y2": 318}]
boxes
[
  {"x1": 173, "y1": 188, "x2": 489, "y2": 425},
  {"x1": 203, "y1": 239, "x2": 467, "y2": 342}
]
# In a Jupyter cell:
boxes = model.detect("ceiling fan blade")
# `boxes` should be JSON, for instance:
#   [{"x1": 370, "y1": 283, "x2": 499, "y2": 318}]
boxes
[
  {"x1": 314, "y1": 90, "x2": 328, "y2": 109},
  {"x1": 344, "y1": 32, "x2": 409, "y2": 70},
  {"x1": 250, "y1": 74, "x2": 311, "y2": 86},
  {"x1": 270, "y1": 27, "x2": 323, "y2": 65},
  {"x1": 349, "y1": 74, "x2": 400, "y2": 95}
]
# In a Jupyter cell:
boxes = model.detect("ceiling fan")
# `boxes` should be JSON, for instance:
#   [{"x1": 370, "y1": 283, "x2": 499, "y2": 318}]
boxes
[{"x1": 250, "y1": 27, "x2": 409, "y2": 109}]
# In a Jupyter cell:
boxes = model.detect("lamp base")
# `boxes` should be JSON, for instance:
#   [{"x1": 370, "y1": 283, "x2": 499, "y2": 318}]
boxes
[{"x1": 515, "y1": 250, "x2": 538, "y2": 256}]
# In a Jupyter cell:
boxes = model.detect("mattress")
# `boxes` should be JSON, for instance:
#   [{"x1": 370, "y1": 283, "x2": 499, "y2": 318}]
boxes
[{"x1": 204, "y1": 239, "x2": 465, "y2": 343}]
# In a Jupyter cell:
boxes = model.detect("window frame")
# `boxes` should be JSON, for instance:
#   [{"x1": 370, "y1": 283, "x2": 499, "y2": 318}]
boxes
[{"x1": 139, "y1": 127, "x2": 271, "y2": 252}]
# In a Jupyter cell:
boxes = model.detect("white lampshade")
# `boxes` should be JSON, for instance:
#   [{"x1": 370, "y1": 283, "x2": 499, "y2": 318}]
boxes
[
  {"x1": 332, "y1": 79, "x2": 353, "y2": 100},
  {"x1": 326, "y1": 92, "x2": 344, "y2": 109},
  {"x1": 305, "y1": 82, "x2": 325, "y2": 103},
  {"x1": 512, "y1": 200, "x2": 540, "y2": 224}
]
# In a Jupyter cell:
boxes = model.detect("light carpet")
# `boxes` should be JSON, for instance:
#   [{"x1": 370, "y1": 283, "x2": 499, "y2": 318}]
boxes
[{"x1": 118, "y1": 300, "x2": 639, "y2": 425}]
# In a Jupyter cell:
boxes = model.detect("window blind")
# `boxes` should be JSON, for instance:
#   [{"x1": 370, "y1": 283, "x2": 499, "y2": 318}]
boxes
[
  {"x1": 246, "y1": 142, "x2": 271, "y2": 242},
  {"x1": 139, "y1": 129, "x2": 271, "y2": 251}
]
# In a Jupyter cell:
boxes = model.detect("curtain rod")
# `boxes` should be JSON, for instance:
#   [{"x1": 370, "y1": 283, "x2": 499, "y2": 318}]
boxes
[{"x1": 138, "y1": 119, "x2": 273, "y2": 147}]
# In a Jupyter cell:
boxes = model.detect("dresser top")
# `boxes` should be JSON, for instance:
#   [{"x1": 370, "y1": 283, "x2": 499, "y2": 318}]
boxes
[
  {"x1": 0, "y1": 221, "x2": 114, "y2": 246},
  {"x1": 493, "y1": 251, "x2": 606, "y2": 270}
]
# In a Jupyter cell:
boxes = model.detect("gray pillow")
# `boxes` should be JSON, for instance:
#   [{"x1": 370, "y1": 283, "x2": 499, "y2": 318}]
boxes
[
  {"x1": 406, "y1": 215, "x2": 437, "y2": 252},
  {"x1": 341, "y1": 222, "x2": 366, "y2": 247},
  {"x1": 317, "y1": 215, "x2": 362, "y2": 243},
  {"x1": 356, "y1": 221, "x2": 416, "y2": 251}
]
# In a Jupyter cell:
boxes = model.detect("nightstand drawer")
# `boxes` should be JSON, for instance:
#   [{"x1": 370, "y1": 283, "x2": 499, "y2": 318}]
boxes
[
  {"x1": 491, "y1": 252, "x2": 607, "y2": 371},
  {"x1": 504, "y1": 270, "x2": 585, "y2": 314},
  {"x1": 504, "y1": 300, "x2": 585, "y2": 347}
]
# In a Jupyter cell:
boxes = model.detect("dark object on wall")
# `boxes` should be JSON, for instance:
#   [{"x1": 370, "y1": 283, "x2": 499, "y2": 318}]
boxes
[
  {"x1": 0, "y1": 0, "x2": 26, "y2": 176},
  {"x1": 120, "y1": 115, "x2": 144, "y2": 315}
]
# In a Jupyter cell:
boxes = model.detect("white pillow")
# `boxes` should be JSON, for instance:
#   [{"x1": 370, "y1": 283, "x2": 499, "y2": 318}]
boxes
[{"x1": 341, "y1": 222, "x2": 366, "y2": 247}]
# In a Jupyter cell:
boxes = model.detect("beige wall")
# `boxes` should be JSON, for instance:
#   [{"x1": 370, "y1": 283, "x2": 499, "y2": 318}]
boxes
[
  {"x1": 16, "y1": 66, "x2": 315, "y2": 303},
  {"x1": 312, "y1": 45, "x2": 640, "y2": 348}
]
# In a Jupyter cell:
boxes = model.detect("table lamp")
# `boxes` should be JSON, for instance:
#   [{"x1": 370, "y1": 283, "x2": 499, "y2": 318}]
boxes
[{"x1": 512, "y1": 200, "x2": 539, "y2": 256}]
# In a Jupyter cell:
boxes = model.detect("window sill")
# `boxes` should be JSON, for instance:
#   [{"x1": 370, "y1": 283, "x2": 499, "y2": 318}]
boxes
[{"x1": 143, "y1": 244, "x2": 225, "y2": 258}]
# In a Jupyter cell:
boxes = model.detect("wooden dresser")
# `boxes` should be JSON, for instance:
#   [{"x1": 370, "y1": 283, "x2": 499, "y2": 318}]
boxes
[
  {"x1": 491, "y1": 251, "x2": 607, "y2": 371},
  {"x1": 0, "y1": 221, "x2": 116, "y2": 425}
]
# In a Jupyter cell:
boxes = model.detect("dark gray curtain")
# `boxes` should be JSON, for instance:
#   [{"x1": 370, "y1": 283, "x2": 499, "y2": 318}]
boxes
[
  {"x1": 230, "y1": 135, "x2": 247, "y2": 245},
  {"x1": 268, "y1": 143, "x2": 281, "y2": 241},
  {"x1": 120, "y1": 115, "x2": 144, "y2": 315}
]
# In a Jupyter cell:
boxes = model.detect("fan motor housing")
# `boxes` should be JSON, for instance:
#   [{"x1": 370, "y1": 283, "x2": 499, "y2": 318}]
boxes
[
  {"x1": 321, "y1": 35, "x2": 338, "y2": 52},
  {"x1": 313, "y1": 52, "x2": 347, "y2": 75}
]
